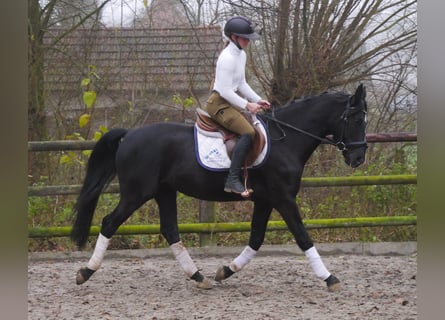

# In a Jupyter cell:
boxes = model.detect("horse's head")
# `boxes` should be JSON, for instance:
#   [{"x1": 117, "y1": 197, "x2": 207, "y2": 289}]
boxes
[{"x1": 333, "y1": 84, "x2": 368, "y2": 168}]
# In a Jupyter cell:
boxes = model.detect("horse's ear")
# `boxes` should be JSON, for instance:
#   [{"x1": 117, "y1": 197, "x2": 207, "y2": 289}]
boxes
[{"x1": 354, "y1": 83, "x2": 366, "y2": 100}]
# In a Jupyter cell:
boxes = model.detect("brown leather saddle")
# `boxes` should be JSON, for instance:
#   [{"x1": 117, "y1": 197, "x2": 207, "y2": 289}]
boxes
[{"x1": 195, "y1": 108, "x2": 266, "y2": 167}]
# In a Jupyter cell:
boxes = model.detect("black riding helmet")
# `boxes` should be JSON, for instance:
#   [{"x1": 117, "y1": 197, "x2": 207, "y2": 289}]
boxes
[{"x1": 224, "y1": 16, "x2": 260, "y2": 40}]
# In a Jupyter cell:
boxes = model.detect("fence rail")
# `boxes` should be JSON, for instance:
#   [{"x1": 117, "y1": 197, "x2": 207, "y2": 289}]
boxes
[
  {"x1": 28, "y1": 132, "x2": 417, "y2": 240},
  {"x1": 27, "y1": 132, "x2": 417, "y2": 152},
  {"x1": 28, "y1": 174, "x2": 417, "y2": 196},
  {"x1": 28, "y1": 216, "x2": 417, "y2": 238}
]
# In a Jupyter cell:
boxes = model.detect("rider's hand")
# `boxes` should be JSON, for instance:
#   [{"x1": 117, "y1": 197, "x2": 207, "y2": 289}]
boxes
[
  {"x1": 258, "y1": 99, "x2": 271, "y2": 110},
  {"x1": 246, "y1": 102, "x2": 262, "y2": 114}
]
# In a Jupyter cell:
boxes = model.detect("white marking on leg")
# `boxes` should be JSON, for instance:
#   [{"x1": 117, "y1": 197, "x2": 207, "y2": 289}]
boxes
[
  {"x1": 87, "y1": 233, "x2": 111, "y2": 271},
  {"x1": 170, "y1": 241, "x2": 198, "y2": 277},
  {"x1": 304, "y1": 246, "x2": 331, "y2": 280},
  {"x1": 229, "y1": 246, "x2": 257, "y2": 272}
]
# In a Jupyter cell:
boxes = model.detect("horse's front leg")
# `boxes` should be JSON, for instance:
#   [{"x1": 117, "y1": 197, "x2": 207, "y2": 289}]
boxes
[
  {"x1": 276, "y1": 200, "x2": 341, "y2": 292},
  {"x1": 156, "y1": 190, "x2": 212, "y2": 290},
  {"x1": 215, "y1": 200, "x2": 272, "y2": 281}
]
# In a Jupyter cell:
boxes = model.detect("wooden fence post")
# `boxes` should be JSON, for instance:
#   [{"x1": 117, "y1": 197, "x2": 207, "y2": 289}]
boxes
[{"x1": 199, "y1": 200, "x2": 216, "y2": 246}]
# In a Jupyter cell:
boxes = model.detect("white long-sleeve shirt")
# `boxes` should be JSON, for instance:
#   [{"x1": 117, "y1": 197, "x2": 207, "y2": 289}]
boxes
[{"x1": 213, "y1": 41, "x2": 261, "y2": 109}]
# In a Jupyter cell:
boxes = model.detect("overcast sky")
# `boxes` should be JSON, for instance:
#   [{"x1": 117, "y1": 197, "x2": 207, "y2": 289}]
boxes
[{"x1": 101, "y1": 0, "x2": 147, "y2": 27}]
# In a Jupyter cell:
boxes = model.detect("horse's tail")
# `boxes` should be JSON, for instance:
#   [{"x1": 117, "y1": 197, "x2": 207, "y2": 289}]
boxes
[{"x1": 70, "y1": 128, "x2": 128, "y2": 249}]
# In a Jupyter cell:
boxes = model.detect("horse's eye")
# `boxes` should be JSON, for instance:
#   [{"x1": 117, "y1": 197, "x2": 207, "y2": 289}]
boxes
[{"x1": 354, "y1": 113, "x2": 367, "y2": 125}]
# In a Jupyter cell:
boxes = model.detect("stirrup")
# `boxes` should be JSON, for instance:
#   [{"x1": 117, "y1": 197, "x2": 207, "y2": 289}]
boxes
[{"x1": 224, "y1": 179, "x2": 253, "y2": 198}]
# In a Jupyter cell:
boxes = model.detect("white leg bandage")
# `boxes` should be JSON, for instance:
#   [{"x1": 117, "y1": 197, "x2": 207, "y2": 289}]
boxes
[
  {"x1": 229, "y1": 246, "x2": 257, "y2": 272},
  {"x1": 304, "y1": 246, "x2": 331, "y2": 280},
  {"x1": 87, "y1": 233, "x2": 111, "y2": 271},
  {"x1": 170, "y1": 241, "x2": 199, "y2": 277}
]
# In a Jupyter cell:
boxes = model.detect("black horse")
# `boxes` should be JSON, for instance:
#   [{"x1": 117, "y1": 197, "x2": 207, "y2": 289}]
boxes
[{"x1": 71, "y1": 84, "x2": 368, "y2": 291}]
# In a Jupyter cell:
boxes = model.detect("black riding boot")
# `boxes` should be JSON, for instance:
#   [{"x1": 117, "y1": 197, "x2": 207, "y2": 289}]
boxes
[{"x1": 224, "y1": 134, "x2": 253, "y2": 194}]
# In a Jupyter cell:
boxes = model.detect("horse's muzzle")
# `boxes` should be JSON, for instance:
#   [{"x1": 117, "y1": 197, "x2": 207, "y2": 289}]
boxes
[{"x1": 343, "y1": 147, "x2": 367, "y2": 168}]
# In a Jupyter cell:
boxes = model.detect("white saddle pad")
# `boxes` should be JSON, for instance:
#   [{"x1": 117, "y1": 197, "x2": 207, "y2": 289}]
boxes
[{"x1": 194, "y1": 116, "x2": 270, "y2": 171}]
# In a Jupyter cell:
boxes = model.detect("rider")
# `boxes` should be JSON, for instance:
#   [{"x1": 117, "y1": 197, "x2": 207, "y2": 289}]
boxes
[{"x1": 204, "y1": 16, "x2": 270, "y2": 195}]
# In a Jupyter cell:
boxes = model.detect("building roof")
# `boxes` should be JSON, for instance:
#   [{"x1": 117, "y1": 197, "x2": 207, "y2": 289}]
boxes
[{"x1": 44, "y1": 25, "x2": 222, "y2": 93}]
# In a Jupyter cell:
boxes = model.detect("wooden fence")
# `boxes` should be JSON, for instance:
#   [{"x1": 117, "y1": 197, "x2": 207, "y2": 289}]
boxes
[{"x1": 28, "y1": 132, "x2": 417, "y2": 243}]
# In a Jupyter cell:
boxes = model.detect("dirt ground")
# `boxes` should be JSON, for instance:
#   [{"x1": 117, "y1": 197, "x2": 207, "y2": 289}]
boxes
[{"x1": 28, "y1": 243, "x2": 417, "y2": 320}]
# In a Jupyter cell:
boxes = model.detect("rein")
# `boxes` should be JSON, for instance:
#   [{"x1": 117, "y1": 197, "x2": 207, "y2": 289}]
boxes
[
  {"x1": 261, "y1": 97, "x2": 367, "y2": 151},
  {"x1": 261, "y1": 112, "x2": 341, "y2": 148}
]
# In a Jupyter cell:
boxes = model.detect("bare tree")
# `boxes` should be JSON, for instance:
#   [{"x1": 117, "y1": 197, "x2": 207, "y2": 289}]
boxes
[
  {"x1": 28, "y1": 0, "x2": 112, "y2": 183},
  {"x1": 248, "y1": 0, "x2": 417, "y2": 105},
  {"x1": 48, "y1": 0, "x2": 101, "y2": 28},
  {"x1": 28, "y1": 0, "x2": 111, "y2": 141},
  {"x1": 177, "y1": 0, "x2": 224, "y2": 25},
  {"x1": 138, "y1": 0, "x2": 417, "y2": 135}
]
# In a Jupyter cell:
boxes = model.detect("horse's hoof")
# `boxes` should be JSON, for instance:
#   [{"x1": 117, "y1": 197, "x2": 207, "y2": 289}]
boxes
[
  {"x1": 325, "y1": 274, "x2": 341, "y2": 292},
  {"x1": 196, "y1": 277, "x2": 213, "y2": 290},
  {"x1": 76, "y1": 267, "x2": 95, "y2": 285},
  {"x1": 215, "y1": 266, "x2": 225, "y2": 281},
  {"x1": 215, "y1": 265, "x2": 234, "y2": 282}
]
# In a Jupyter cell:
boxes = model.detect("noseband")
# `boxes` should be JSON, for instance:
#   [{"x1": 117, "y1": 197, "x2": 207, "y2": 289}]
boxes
[{"x1": 262, "y1": 96, "x2": 368, "y2": 151}]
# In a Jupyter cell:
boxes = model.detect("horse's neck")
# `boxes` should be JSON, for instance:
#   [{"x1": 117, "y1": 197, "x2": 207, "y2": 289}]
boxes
[
  {"x1": 277, "y1": 101, "x2": 330, "y2": 136},
  {"x1": 272, "y1": 95, "x2": 345, "y2": 163},
  {"x1": 281, "y1": 94, "x2": 346, "y2": 134}
]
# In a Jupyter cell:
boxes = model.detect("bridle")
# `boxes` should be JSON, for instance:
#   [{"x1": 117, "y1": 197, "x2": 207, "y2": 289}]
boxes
[
  {"x1": 336, "y1": 97, "x2": 368, "y2": 151},
  {"x1": 261, "y1": 96, "x2": 368, "y2": 151}
]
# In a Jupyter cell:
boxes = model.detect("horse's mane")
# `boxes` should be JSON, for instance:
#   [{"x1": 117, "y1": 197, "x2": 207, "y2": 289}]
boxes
[{"x1": 279, "y1": 91, "x2": 349, "y2": 110}]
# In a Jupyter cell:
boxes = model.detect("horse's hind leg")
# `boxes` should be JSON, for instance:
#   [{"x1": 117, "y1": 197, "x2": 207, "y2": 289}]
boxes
[
  {"x1": 156, "y1": 189, "x2": 212, "y2": 289},
  {"x1": 76, "y1": 198, "x2": 145, "y2": 285}
]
